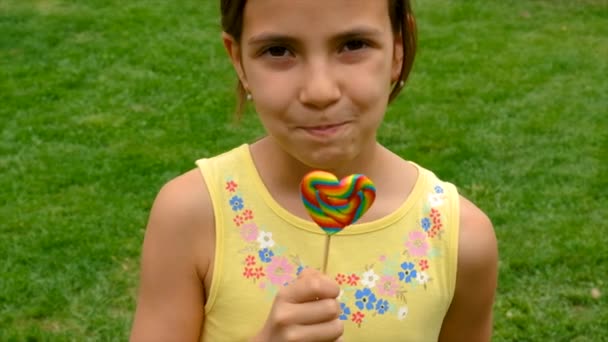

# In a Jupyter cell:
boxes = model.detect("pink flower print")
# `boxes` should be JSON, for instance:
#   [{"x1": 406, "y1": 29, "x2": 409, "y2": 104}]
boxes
[
  {"x1": 233, "y1": 214, "x2": 244, "y2": 227},
  {"x1": 335, "y1": 273, "x2": 347, "y2": 285},
  {"x1": 376, "y1": 275, "x2": 399, "y2": 297},
  {"x1": 347, "y1": 273, "x2": 360, "y2": 286},
  {"x1": 378, "y1": 255, "x2": 386, "y2": 262},
  {"x1": 242, "y1": 209, "x2": 254, "y2": 221},
  {"x1": 240, "y1": 223, "x2": 259, "y2": 242},
  {"x1": 225, "y1": 180, "x2": 238, "y2": 192},
  {"x1": 418, "y1": 259, "x2": 429, "y2": 271},
  {"x1": 405, "y1": 231, "x2": 429, "y2": 257},
  {"x1": 243, "y1": 266, "x2": 254, "y2": 279},
  {"x1": 351, "y1": 311, "x2": 365, "y2": 326},
  {"x1": 266, "y1": 256, "x2": 295, "y2": 286},
  {"x1": 253, "y1": 266, "x2": 266, "y2": 280},
  {"x1": 245, "y1": 255, "x2": 256, "y2": 266}
]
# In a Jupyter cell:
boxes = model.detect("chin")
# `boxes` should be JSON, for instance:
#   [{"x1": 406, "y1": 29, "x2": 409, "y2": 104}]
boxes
[{"x1": 301, "y1": 146, "x2": 357, "y2": 171}]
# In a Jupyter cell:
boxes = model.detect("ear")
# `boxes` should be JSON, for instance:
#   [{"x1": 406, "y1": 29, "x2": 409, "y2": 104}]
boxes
[
  {"x1": 222, "y1": 32, "x2": 249, "y2": 89},
  {"x1": 391, "y1": 31, "x2": 404, "y2": 83}
]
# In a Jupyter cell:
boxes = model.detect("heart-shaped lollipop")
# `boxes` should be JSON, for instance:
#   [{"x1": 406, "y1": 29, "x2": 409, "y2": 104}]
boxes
[{"x1": 300, "y1": 171, "x2": 376, "y2": 235}]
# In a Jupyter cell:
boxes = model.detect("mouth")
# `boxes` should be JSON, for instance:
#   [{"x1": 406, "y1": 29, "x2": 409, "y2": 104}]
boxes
[{"x1": 301, "y1": 122, "x2": 348, "y2": 137}]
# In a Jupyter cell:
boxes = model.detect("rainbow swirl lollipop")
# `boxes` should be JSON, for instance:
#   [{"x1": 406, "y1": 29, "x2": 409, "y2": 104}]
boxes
[{"x1": 300, "y1": 171, "x2": 376, "y2": 235}]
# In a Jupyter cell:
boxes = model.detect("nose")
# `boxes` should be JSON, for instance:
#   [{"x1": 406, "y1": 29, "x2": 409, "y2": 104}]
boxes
[{"x1": 298, "y1": 60, "x2": 341, "y2": 109}]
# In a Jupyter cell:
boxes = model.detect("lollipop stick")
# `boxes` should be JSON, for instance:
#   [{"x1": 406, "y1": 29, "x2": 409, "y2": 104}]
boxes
[{"x1": 322, "y1": 235, "x2": 331, "y2": 273}]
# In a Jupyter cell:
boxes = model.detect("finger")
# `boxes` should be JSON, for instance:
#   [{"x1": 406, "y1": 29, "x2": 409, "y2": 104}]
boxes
[
  {"x1": 297, "y1": 267, "x2": 322, "y2": 279},
  {"x1": 282, "y1": 298, "x2": 340, "y2": 325},
  {"x1": 281, "y1": 271, "x2": 340, "y2": 303},
  {"x1": 288, "y1": 319, "x2": 344, "y2": 342}
]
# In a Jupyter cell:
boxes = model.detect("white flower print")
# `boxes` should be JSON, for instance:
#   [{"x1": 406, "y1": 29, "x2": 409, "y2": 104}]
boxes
[
  {"x1": 416, "y1": 271, "x2": 430, "y2": 285},
  {"x1": 428, "y1": 193, "x2": 444, "y2": 207},
  {"x1": 398, "y1": 306, "x2": 409, "y2": 321},
  {"x1": 257, "y1": 231, "x2": 275, "y2": 249},
  {"x1": 361, "y1": 269, "x2": 380, "y2": 288}
]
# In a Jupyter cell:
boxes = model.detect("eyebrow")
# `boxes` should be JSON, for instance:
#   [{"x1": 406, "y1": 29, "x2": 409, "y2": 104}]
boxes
[{"x1": 247, "y1": 26, "x2": 384, "y2": 46}]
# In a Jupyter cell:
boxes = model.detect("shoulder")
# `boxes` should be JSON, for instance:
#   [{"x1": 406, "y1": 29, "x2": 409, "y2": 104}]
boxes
[
  {"x1": 457, "y1": 195, "x2": 497, "y2": 276},
  {"x1": 130, "y1": 169, "x2": 214, "y2": 341},
  {"x1": 145, "y1": 168, "x2": 215, "y2": 273},
  {"x1": 150, "y1": 168, "x2": 213, "y2": 229},
  {"x1": 438, "y1": 195, "x2": 497, "y2": 341}
]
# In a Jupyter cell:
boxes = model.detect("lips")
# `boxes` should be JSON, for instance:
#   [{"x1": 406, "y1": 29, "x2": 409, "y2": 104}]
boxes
[
  {"x1": 308, "y1": 123, "x2": 342, "y2": 130},
  {"x1": 302, "y1": 122, "x2": 347, "y2": 137}
]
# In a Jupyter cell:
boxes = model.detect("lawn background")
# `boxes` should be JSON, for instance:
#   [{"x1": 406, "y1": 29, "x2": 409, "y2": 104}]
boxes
[{"x1": 1, "y1": 0, "x2": 606, "y2": 340}]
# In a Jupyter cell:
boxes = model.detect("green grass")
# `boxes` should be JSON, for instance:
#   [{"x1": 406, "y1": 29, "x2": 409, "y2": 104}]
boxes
[{"x1": 1, "y1": 0, "x2": 606, "y2": 340}]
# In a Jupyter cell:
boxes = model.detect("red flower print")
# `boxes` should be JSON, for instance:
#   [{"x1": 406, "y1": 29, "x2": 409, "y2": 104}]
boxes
[
  {"x1": 245, "y1": 255, "x2": 256, "y2": 266},
  {"x1": 428, "y1": 222, "x2": 443, "y2": 238},
  {"x1": 347, "y1": 273, "x2": 360, "y2": 286},
  {"x1": 335, "y1": 273, "x2": 347, "y2": 285},
  {"x1": 243, "y1": 267, "x2": 254, "y2": 279},
  {"x1": 253, "y1": 266, "x2": 265, "y2": 279},
  {"x1": 430, "y1": 208, "x2": 440, "y2": 219},
  {"x1": 242, "y1": 209, "x2": 254, "y2": 221},
  {"x1": 225, "y1": 180, "x2": 238, "y2": 192},
  {"x1": 233, "y1": 214, "x2": 244, "y2": 227},
  {"x1": 419, "y1": 259, "x2": 429, "y2": 271},
  {"x1": 351, "y1": 311, "x2": 365, "y2": 325}
]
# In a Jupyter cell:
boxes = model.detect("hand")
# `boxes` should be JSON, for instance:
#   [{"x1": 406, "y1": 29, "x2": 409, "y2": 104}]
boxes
[{"x1": 253, "y1": 268, "x2": 344, "y2": 342}]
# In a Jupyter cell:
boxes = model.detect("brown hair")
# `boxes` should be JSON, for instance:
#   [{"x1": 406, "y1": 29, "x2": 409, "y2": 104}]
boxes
[{"x1": 220, "y1": 0, "x2": 417, "y2": 116}]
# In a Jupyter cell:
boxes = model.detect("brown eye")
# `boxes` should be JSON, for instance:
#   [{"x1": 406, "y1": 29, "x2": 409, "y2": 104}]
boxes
[
  {"x1": 343, "y1": 40, "x2": 368, "y2": 52},
  {"x1": 266, "y1": 46, "x2": 290, "y2": 57}
]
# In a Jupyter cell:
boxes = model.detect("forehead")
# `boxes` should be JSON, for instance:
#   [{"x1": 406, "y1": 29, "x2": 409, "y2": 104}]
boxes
[{"x1": 242, "y1": 0, "x2": 391, "y2": 37}]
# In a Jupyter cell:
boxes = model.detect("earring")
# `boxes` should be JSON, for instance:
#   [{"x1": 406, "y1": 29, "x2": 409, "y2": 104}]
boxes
[
  {"x1": 399, "y1": 80, "x2": 405, "y2": 88},
  {"x1": 246, "y1": 92, "x2": 252, "y2": 101}
]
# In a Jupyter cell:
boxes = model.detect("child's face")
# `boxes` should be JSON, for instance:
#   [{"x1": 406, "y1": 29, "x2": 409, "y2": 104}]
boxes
[{"x1": 225, "y1": 0, "x2": 403, "y2": 169}]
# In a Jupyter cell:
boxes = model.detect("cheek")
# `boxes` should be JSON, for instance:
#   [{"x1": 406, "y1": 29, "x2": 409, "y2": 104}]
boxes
[
  {"x1": 347, "y1": 62, "x2": 392, "y2": 109},
  {"x1": 248, "y1": 70, "x2": 295, "y2": 117}
]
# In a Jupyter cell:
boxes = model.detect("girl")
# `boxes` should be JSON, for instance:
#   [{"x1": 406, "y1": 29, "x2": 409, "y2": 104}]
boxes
[{"x1": 130, "y1": 0, "x2": 498, "y2": 341}]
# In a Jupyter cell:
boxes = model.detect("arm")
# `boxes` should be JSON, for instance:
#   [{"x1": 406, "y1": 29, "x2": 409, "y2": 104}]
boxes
[
  {"x1": 130, "y1": 170, "x2": 213, "y2": 342},
  {"x1": 438, "y1": 196, "x2": 498, "y2": 342}
]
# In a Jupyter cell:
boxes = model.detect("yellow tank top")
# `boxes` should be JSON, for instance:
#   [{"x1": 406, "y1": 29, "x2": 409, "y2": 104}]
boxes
[{"x1": 197, "y1": 144, "x2": 459, "y2": 341}]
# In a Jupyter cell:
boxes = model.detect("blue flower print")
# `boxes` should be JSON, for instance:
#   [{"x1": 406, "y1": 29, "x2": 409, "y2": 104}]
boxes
[
  {"x1": 355, "y1": 288, "x2": 377, "y2": 310},
  {"x1": 375, "y1": 299, "x2": 389, "y2": 314},
  {"x1": 398, "y1": 262, "x2": 418, "y2": 283},
  {"x1": 339, "y1": 302, "x2": 351, "y2": 320},
  {"x1": 296, "y1": 265, "x2": 304, "y2": 276},
  {"x1": 434, "y1": 185, "x2": 444, "y2": 194},
  {"x1": 421, "y1": 217, "x2": 431, "y2": 232},
  {"x1": 229, "y1": 196, "x2": 244, "y2": 211},
  {"x1": 258, "y1": 248, "x2": 274, "y2": 263}
]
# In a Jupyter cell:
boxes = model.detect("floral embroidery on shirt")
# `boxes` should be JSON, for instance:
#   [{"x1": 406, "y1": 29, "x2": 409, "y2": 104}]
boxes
[
  {"x1": 226, "y1": 180, "x2": 238, "y2": 192},
  {"x1": 224, "y1": 177, "x2": 449, "y2": 328}
]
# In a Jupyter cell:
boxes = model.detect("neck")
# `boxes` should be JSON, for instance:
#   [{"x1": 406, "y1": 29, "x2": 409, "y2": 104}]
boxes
[
  {"x1": 250, "y1": 137, "x2": 386, "y2": 188},
  {"x1": 248, "y1": 136, "x2": 418, "y2": 224},
  {"x1": 250, "y1": 136, "x2": 386, "y2": 194}
]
